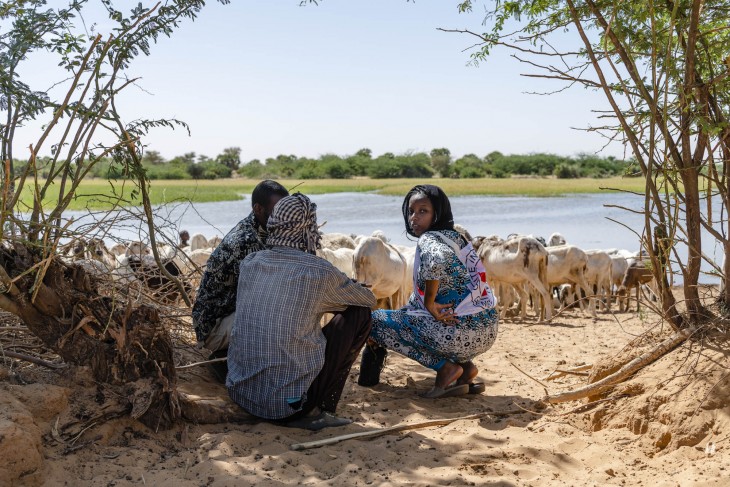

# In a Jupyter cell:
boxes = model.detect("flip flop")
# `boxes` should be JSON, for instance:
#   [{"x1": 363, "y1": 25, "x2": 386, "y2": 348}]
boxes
[
  {"x1": 420, "y1": 383, "x2": 469, "y2": 399},
  {"x1": 467, "y1": 382, "x2": 486, "y2": 395}
]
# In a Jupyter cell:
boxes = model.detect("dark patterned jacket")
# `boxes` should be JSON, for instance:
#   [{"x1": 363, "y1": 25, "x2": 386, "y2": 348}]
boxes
[{"x1": 192, "y1": 212, "x2": 266, "y2": 342}]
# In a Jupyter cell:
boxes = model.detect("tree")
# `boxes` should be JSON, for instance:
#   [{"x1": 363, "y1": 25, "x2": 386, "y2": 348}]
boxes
[
  {"x1": 368, "y1": 153, "x2": 434, "y2": 178},
  {"x1": 216, "y1": 146, "x2": 241, "y2": 170},
  {"x1": 238, "y1": 158, "x2": 263, "y2": 178},
  {"x1": 430, "y1": 147, "x2": 452, "y2": 177},
  {"x1": 188, "y1": 161, "x2": 205, "y2": 179},
  {"x1": 451, "y1": 0, "x2": 730, "y2": 329},
  {"x1": 452, "y1": 153, "x2": 486, "y2": 178},
  {"x1": 0, "y1": 0, "x2": 230, "y2": 429},
  {"x1": 199, "y1": 159, "x2": 232, "y2": 179},
  {"x1": 262, "y1": 154, "x2": 297, "y2": 177},
  {"x1": 169, "y1": 152, "x2": 197, "y2": 166},
  {"x1": 142, "y1": 150, "x2": 166, "y2": 166},
  {"x1": 554, "y1": 163, "x2": 580, "y2": 179},
  {"x1": 318, "y1": 154, "x2": 353, "y2": 179}
]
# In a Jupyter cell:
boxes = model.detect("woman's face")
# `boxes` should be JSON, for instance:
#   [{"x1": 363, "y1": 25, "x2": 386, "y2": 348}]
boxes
[{"x1": 408, "y1": 193, "x2": 435, "y2": 237}]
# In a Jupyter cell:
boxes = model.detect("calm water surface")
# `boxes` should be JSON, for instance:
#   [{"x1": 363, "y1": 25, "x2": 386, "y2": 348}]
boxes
[
  {"x1": 68, "y1": 192, "x2": 646, "y2": 249},
  {"x1": 65, "y1": 192, "x2": 722, "y2": 283}
]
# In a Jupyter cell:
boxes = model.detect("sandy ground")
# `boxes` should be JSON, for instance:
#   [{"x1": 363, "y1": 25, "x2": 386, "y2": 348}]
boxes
[{"x1": 1, "y1": 299, "x2": 729, "y2": 487}]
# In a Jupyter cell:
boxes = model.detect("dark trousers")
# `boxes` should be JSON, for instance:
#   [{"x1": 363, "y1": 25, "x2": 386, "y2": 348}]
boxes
[{"x1": 282, "y1": 305, "x2": 372, "y2": 421}]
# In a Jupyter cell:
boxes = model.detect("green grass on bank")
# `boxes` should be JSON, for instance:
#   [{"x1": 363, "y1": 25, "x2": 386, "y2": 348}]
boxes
[{"x1": 21, "y1": 176, "x2": 648, "y2": 211}]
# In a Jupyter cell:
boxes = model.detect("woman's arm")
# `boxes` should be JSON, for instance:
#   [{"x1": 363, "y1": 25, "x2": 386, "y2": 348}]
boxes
[{"x1": 423, "y1": 279, "x2": 457, "y2": 325}]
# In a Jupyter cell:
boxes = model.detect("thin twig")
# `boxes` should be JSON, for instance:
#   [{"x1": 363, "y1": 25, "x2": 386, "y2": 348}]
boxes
[
  {"x1": 509, "y1": 361, "x2": 550, "y2": 396},
  {"x1": 546, "y1": 364, "x2": 593, "y2": 381},
  {"x1": 63, "y1": 435, "x2": 101, "y2": 455},
  {"x1": 176, "y1": 357, "x2": 227, "y2": 369},
  {"x1": 0, "y1": 350, "x2": 67, "y2": 369},
  {"x1": 0, "y1": 326, "x2": 30, "y2": 332}
]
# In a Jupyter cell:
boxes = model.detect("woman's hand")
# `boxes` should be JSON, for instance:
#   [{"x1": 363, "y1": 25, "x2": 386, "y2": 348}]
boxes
[
  {"x1": 426, "y1": 301, "x2": 457, "y2": 325},
  {"x1": 423, "y1": 279, "x2": 457, "y2": 325}
]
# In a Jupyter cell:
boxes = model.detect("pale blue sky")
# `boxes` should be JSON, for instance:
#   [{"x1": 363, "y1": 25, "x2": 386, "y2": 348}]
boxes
[{"x1": 15, "y1": 1, "x2": 627, "y2": 162}]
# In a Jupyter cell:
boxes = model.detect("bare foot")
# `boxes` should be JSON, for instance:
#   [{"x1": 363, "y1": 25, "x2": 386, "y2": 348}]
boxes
[
  {"x1": 456, "y1": 361, "x2": 478, "y2": 385},
  {"x1": 435, "y1": 361, "x2": 463, "y2": 389}
]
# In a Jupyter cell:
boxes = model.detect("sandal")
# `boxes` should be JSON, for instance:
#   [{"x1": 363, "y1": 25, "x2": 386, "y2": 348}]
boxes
[
  {"x1": 467, "y1": 382, "x2": 486, "y2": 395},
  {"x1": 420, "y1": 383, "x2": 469, "y2": 399}
]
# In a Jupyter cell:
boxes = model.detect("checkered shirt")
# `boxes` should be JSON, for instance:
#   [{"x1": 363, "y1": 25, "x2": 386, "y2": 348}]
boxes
[{"x1": 226, "y1": 246, "x2": 376, "y2": 419}]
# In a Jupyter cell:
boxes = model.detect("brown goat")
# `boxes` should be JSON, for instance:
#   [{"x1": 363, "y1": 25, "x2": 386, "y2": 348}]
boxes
[{"x1": 617, "y1": 261, "x2": 654, "y2": 312}]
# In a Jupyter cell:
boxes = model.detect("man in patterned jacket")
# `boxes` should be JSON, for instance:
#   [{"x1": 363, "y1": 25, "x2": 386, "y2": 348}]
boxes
[
  {"x1": 227, "y1": 193, "x2": 376, "y2": 430},
  {"x1": 192, "y1": 180, "x2": 289, "y2": 381}
]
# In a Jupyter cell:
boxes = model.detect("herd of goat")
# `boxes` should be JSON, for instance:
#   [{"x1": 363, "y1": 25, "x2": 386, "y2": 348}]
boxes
[{"x1": 59, "y1": 228, "x2": 654, "y2": 320}]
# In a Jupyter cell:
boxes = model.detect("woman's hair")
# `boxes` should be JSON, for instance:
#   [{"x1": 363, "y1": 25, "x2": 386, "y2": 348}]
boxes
[{"x1": 401, "y1": 184, "x2": 454, "y2": 238}]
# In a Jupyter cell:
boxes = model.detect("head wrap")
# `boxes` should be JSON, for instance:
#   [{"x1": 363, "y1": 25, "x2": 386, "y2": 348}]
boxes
[
  {"x1": 402, "y1": 184, "x2": 454, "y2": 238},
  {"x1": 266, "y1": 193, "x2": 321, "y2": 254}
]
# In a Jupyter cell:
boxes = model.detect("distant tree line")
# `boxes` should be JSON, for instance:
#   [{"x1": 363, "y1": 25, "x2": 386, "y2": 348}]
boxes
[
  {"x1": 14, "y1": 147, "x2": 634, "y2": 180},
  {"x1": 237, "y1": 148, "x2": 632, "y2": 180}
]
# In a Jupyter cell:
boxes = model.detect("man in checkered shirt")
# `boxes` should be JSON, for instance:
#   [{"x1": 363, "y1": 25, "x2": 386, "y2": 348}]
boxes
[{"x1": 227, "y1": 193, "x2": 376, "y2": 430}]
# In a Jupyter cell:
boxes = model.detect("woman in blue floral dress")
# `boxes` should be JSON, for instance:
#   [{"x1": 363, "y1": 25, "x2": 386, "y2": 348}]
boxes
[{"x1": 358, "y1": 185, "x2": 499, "y2": 398}]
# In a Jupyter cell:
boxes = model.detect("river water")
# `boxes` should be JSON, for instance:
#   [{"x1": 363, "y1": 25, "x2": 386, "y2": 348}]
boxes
[{"x1": 65, "y1": 191, "x2": 724, "y2": 283}]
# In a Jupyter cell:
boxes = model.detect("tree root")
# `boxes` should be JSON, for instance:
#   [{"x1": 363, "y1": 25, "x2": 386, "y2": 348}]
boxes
[
  {"x1": 1, "y1": 247, "x2": 181, "y2": 430},
  {"x1": 542, "y1": 327, "x2": 693, "y2": 405},
  {"x1": 0, "y1": 350, "x2": 67, "y2": 369}
]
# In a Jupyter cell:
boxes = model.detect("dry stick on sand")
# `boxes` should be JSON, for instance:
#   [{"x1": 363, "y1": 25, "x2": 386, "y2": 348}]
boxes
[
  {"x1": 546, "y1": 364, "x2": 593, "y2": 381},
  {"x1": 290, "y1": 408, "x2": 526, "y2": 451}
]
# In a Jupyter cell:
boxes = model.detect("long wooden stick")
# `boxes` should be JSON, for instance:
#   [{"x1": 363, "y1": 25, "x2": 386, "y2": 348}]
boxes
[{"x1": 290, "y1": 408, "x2": 524, "y2": 451}]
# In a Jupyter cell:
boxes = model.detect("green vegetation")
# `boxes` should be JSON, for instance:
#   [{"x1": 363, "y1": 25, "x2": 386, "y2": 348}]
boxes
[
  {"x1": 14, "y1": 147, "x2": 640, "y2": 210},
  {"x1": 13, "y1": 147, "x2": 634, "y2": 184},
  {"x1": 235, "y1": 148, "x2": 632, "y2": 180},
  {"x1": 20, "y1": 176, "x2": 648, "y2": 211}
]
